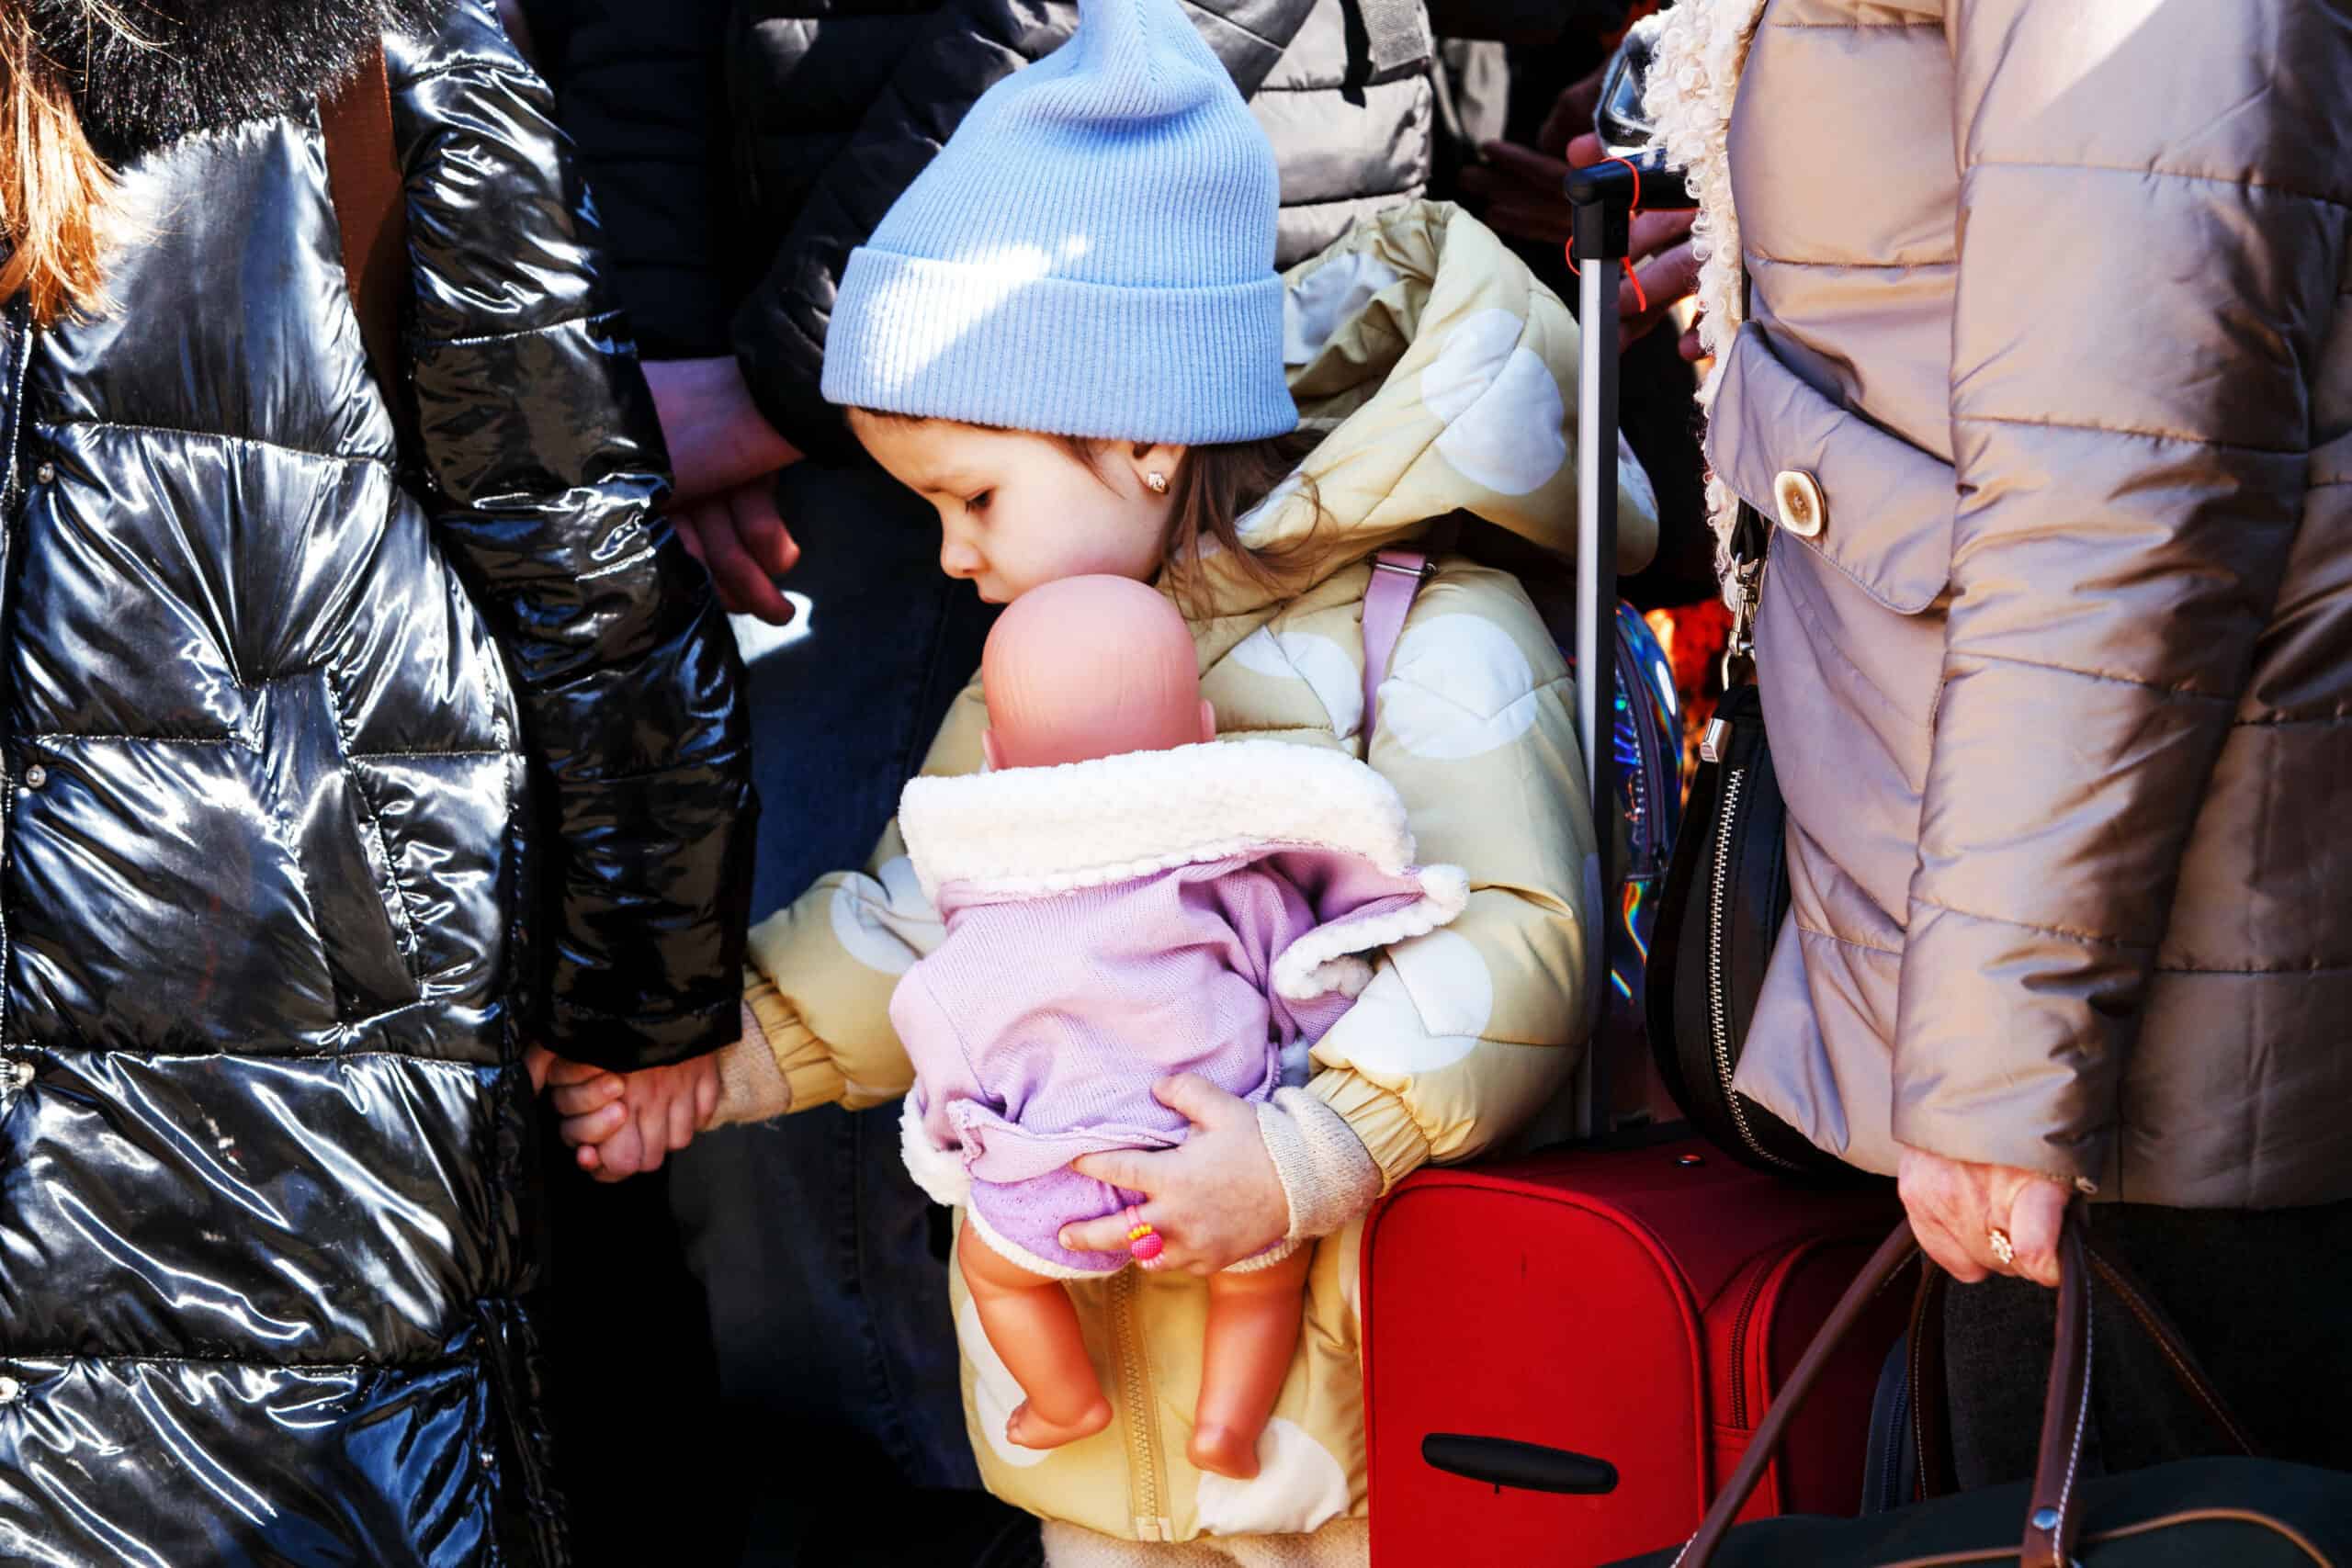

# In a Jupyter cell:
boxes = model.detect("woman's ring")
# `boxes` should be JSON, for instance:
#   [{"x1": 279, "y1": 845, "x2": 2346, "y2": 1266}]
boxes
[{"x1": 1987, "y1": 1226, "x2": 2016, "y2": 1268}]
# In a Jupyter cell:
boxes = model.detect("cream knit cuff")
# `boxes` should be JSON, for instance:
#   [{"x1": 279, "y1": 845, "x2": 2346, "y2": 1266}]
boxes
[
  {"x1": 707, "y1": 1000, "x2": 793, "y2": 1127},
  {"x1": 1257, "y1": 1087, "x2": 1383, "y2": 1243}
]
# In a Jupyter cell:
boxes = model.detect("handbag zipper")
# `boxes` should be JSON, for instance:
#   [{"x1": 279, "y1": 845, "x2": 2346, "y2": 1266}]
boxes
[{"x1": 1704, "y1": 763, "x2": 1799, "y2": 1171}]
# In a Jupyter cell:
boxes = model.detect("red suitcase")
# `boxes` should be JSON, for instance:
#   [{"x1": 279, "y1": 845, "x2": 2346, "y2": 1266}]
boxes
[{"x1": 1362, "y1": 1137, "x2": 1905, "y2": 1567}]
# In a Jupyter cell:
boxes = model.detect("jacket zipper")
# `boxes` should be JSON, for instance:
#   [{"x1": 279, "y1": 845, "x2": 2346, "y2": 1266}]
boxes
[
  {"x1": 0, "y1": 310, "x2": 37, "y2": 1046},
  {"x1": 1724, "y1": 1248, "x2": 1777, "y2": 1430},
  {"x1": 1110, "y1": 1269, "x2": 1167, "y2": 1540},
  {"x1": 1909, "y1": 1304, "x2": 1935, "y2": 1502},
  {"x1": 1704, "y1": 764, "x2": 1797, "y2": 1169}
]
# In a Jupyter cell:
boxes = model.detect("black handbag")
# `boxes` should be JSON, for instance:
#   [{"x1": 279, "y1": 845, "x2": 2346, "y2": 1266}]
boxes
[
  {"x1": 1645, "y1": 507, "x2": 1851, "y2": 1179},
  {"x1": 1610, "y1": 1208, "x2": 2352, "y2": 1567}
]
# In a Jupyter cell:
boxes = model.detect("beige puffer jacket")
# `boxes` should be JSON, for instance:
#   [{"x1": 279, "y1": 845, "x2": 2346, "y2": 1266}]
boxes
[
  {"x1": 1647, "y1": 0, "x2": 2352, "y2": 1207},
  {"x1": 737, "y1": 203, "x2": 1657, "y2": 1557}
]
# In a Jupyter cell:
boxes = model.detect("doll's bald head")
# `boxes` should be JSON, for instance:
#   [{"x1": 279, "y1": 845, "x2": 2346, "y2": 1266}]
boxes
[{"x1": 981, "y1": 577, "x2": 1216, "y2": 771}]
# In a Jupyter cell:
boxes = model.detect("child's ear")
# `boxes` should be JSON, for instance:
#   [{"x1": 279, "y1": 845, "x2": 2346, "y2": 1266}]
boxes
[
  {"x1": 1129, "y1": 442, "x2": 1187, "y2": 495},
  {"x1": 982, "y1": 730, "x2": 1004, "y2": 772},
  {"x1": 1199, "y1": 699, "x2": 1217, "y2": 743}
]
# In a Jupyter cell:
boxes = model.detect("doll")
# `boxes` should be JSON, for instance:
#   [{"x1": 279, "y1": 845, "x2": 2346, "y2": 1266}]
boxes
[{"x1": 891, "y1": 575, "x2": 1468, "y2": 1478}]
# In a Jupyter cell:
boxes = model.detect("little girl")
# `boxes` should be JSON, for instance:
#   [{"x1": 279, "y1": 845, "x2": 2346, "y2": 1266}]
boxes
[
  {"x1": 900, "y1": 574, "x2": 1468, "y2": 1480},
  {"x1": 558, "y1": 0, "x2": 1656, "y2": 1556}
]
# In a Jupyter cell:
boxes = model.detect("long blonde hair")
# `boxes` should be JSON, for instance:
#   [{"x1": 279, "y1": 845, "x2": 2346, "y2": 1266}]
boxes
[{"x1": 0, "y1": 3, "x2": 135, "y2": 326}]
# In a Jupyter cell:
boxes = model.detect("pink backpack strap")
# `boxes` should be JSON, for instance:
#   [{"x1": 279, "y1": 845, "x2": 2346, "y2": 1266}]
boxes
[{"x1": 1361, "y1": 549, "x2": 1436, "y2": 738}]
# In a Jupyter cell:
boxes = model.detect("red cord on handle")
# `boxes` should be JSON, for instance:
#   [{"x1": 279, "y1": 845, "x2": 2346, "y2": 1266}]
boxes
[{"x1": 1563, "y1": 156, "x2": 1649, "y2": 315}]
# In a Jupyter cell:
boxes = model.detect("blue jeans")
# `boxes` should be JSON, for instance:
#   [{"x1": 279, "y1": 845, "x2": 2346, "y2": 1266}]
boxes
[{"x1": 666, "y1": 464, "x2": 1026, "y2": 1563}]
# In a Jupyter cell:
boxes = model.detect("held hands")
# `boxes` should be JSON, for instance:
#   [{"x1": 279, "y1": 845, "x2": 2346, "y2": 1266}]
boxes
[
  {"x1": 541, "y1": 1053, "x2": 720, "y2": 1182},
  {"x1": 1055, "y1": 1075, "x2": 1290, "y2": 1274},
  {"x1": 1897, "y1": 1145, "x2": 2071, "y2": 1290}
]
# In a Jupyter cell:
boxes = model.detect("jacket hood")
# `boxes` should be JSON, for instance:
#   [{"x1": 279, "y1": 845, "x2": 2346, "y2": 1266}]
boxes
[
  {"x1": 1179, "y1": 200, "x2": 1657, "y2": 618},
  {"x1": 32, "y1": 0, "x2": 450, "y2": 160}
]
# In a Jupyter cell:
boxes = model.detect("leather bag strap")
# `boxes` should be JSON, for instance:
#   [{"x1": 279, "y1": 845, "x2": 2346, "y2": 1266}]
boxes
[
  {"x1": 319, "y1": 45, "x2": 410, "y2": 438},
  {"x1": 1672, "y1": 1203, "x2": 2252, "y2": 1568}
]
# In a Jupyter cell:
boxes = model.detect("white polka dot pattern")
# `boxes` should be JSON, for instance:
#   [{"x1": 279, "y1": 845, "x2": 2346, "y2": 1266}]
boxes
[
  {"x1": 828, "y1": 855, "x2": 932, "y2": 976},
  {"x1": 1193, "y1": 1416, "x2": 1351, "y2": 1535},
  {"x1": 1228, "y1": 625, "x2": 1364, "y2": 740},
  {"x1": 957, "y1": 1293, "x2": 1052, "y2": 1470},
  {"x1": 1420, "y1": 308, "x2": 1568, "y2": 496},
  {"x1": 1381, "y1": 614, "x2": 1543, "y2": 761},
  {"x1": 1315, "y1": 964, "x2": 1483, "y2": 1076}
]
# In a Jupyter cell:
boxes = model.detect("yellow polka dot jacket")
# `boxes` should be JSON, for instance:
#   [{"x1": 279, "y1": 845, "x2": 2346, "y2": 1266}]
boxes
[{"x1": 741, "y1": 202, "x2": 1657, "y2": 1554}]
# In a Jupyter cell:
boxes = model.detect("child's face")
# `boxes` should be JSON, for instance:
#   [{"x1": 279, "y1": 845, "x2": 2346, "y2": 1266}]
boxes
[{"x1": 849, "y1": 412, "x2": 1179, "y2": 604}]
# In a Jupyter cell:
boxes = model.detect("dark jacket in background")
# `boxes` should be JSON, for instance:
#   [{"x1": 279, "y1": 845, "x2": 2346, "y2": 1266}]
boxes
[
  {"x1": 530, "y1": 0, "x2": 1434, "y2": 462},
  {"x1": 0, "y1": 3, "x2": 753, "y2": 1561}
]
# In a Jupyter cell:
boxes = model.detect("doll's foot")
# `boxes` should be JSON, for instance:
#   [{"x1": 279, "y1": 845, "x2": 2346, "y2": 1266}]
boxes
[
  {"x1": 1008, "y1": 1396, "x2": 1113, "y2": 1450},
  {"x1": 1188, "y1": 1422, "x2": 1264, "y2": 1481}
]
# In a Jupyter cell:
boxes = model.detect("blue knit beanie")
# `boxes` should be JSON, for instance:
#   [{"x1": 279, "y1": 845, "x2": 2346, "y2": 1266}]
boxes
[{"x1": 820, "y1": 0, "x2": 1296, "y2": 444}]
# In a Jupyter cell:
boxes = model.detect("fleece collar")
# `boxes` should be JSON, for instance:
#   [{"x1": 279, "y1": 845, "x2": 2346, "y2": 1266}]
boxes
[
  {"x1": 1645, "y1": 0, "x2": 1770, "y2": 559},
  {"x1": 30, "y1": 0, "x2": 450, "y2": 161},
  {"x1": 898, "y1": 738, "x2": 1425, "y2": 905}
]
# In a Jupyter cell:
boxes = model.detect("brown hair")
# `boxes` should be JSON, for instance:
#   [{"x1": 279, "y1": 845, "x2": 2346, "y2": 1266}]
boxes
[
  {"x1": 0, "y1": 5, "x2": 134, "y2": 327},
  {"x1": 853, "y1": 409, "x2": 1328, "y2": 609},
  {"x1": 1061, "y1": 431, "x2": 1326, "y2": 613}
]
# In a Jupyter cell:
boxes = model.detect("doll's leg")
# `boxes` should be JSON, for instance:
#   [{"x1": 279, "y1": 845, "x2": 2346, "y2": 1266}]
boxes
[
  {"x1": 1190, "y1": 1245, "x2": 1315, "y2": 1480},
  {"x1": 955, "y1": 1219, "x2": 1112, "y2": 1449}
]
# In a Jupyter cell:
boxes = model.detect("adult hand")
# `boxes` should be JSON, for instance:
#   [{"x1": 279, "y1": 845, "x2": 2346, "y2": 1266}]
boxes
[
  {"x1": 548, "y1": 1055, "x2": 721, "y2": 1182},
  {"x1": 642, "y1": 356, "x2": 801, "y2": 504},
  {"x1": 1055, "y1": 1075, "x2": 1290, "y2": 1275},
  {"x1": 1458, "y1": 137, "x2": 1702, "y2": 362},
  {"x1": 669, "y1": 477, "x2": 801, "y2": 624},
  {"x1": 1897, "y1": 1145, "x2": 2071, "y2": 1289}
]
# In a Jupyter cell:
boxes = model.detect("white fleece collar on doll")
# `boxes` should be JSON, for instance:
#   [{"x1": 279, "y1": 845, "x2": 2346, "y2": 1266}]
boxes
[
  {"x1": 895, "y1": 738, "x2": 1474, "y2": 1214},
  {"x1": 899, "y1": 736, "x2": 1470, "y2": 1007},
  {"x1": 900, "y1": 738, "x2": 1428, "y2": 902}
]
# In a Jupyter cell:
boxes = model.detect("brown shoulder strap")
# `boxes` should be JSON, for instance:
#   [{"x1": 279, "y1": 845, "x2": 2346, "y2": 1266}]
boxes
[{"x1": 319, "y1": 45, "x2": 409, "y2": 434}]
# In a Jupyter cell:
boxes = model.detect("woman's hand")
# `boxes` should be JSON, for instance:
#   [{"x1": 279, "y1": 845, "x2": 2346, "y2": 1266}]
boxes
[
  {"x1": 1057, "y1": 1075, "x2": 1291, "y2": 1274},
  {"x1": 1897, "y1": 1145, "x2": 2071, "y2": 1288}
]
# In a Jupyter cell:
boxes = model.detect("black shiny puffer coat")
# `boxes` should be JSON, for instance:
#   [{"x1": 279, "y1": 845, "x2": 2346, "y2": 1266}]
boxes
[{"x1": 0, "y1": 5, "x2": 753, "y2": 1562}]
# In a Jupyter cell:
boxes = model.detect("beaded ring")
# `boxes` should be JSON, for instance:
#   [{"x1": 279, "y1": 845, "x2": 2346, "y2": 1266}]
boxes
[{"x1": 1125, "y1": 1205, "x2": 1164, "y2": 1266}]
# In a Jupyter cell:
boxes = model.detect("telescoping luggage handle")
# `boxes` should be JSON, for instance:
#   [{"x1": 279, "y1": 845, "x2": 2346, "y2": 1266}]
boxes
[
  {"x1": 1367, "y1": 153, "x2": 1694, "y2": 1136},
  {"x1": 1664, "y1": 1204, "x2": 2255, "y2": 1568},
  {"x1": 1564, "y1": 150, "x2": 1691, "y2": 1135}
]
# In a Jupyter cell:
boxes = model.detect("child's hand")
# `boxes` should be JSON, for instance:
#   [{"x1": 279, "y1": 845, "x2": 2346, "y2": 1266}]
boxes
[
  {"x1": 547, "y1": 1054, "x2": 720, "y2": 1182},
  {"x1": 1057, "y1": 1075, "x2": 1290, "y2": 1274}
]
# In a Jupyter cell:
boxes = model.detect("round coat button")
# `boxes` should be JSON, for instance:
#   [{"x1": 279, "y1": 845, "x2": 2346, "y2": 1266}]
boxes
[
  {"x1": 1773, "y1": 469, "x2": 1826, "y2": 538},
  {"x1": 21, "y1": 765, "x2": 46, "y2": 791},
  {"x1": 34, "y1": 463, "x2": 54, "y2": 485}
]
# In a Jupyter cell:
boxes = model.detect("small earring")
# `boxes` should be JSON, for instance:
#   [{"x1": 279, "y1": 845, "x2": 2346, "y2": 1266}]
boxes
[{"x1": 1145, "y1": 471, "x2": 1168, "y2": 494}]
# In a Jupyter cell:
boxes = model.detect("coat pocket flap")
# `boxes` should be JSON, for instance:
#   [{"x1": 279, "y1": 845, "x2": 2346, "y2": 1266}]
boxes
[{"x1": 1707, "y1": 323, "x2": 1955, "y2": 615}]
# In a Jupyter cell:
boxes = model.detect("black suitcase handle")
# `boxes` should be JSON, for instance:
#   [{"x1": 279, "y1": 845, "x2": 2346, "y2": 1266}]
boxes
[{"x1": 1421, "y1": 1433, "x2": 1621, "y2": 1496}]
